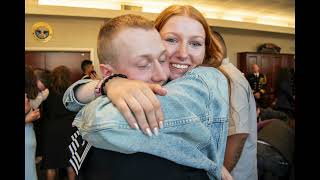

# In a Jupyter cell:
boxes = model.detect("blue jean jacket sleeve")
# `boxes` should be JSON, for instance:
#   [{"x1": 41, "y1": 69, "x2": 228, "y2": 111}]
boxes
[
  {"x1": 73, "y1": 67, "x2": 229, "y2": 180},
  {"x1": 63, "y1": 79, "x2": 93, "y2": 112}
]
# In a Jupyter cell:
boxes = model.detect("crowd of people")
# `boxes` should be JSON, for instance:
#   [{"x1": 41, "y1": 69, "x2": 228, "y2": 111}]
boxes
[
  {"x1": 25, "y1": 4, "x2": 295, "y2": 180},
  {"x1": 25, "y1": 65, "x2": 77, "y2": 180}
]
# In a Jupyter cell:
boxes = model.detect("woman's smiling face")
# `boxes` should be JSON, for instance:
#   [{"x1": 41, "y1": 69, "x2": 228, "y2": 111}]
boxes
[{"x1": 159, "y1": 15, "x2": 206, "y2": 80}]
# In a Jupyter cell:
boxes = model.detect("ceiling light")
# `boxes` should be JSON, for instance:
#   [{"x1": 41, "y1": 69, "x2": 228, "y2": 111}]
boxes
[{"x1": 38, "y1": 0, "x2": 121, "y2": 10}]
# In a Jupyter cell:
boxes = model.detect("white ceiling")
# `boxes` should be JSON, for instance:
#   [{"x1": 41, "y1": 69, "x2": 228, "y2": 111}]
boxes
[
  {"x1": 37, "y1": 0, "x2": 295, "y2": 28},
  {"x1": 27, "y1": 0, "x2": 295, "y2": 34},
  {"x1": 117, "y1": 0, "x2": 295, "y2": 18},
  {"x1": 196, "y1": 0, "x2": 294, "y2": 18}
]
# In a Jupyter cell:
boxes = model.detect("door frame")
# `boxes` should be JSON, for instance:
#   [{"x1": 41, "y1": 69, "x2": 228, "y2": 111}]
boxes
[{"x1": 25, "y1": 47, "x2": 95, "y2": 65}]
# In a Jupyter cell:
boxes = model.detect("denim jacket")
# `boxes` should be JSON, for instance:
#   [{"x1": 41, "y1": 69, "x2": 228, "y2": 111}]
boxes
[
  {"x1": 65, "y1": 67, "x2": 229, "y2": 180},
  {"x1": 63, "y1": 78, "x2": 93, "y2": 112}
]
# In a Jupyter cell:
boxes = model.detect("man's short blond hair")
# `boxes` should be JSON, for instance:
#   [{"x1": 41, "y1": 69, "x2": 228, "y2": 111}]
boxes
[{"x1": 97, "y1": 14, "x2": 155, "y2": 65}]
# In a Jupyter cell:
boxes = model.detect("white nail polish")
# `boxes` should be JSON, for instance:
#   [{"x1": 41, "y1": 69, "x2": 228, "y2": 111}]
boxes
[
  {"x1": 153, "y1": 127, "x2": 159, "y2": 136},
  {"x1": 159, "y1": 121, "x2": 164, "y2": 129},
  {"x1": 146, "y1": 128, "x2": 152, "y2": 137},
  {"x1": 163, "y1": 88, "x2": 168, "y2": 93},
  {"x1": 133, "y1": 123, "x2": 140, "y2": 130}
]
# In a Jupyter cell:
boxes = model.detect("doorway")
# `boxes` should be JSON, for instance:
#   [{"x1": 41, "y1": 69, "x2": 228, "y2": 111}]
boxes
[
  {"x1": 25, "y1": 50, "x2": 91, "y2": 180},
  {"x1": 25, "y1": 51, "x2": 91, "y2": 83}
]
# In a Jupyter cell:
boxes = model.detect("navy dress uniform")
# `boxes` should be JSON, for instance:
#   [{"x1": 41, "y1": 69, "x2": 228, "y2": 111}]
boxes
[{"x1": 247, "y1": 73, "x2": 267, "y2": 106}]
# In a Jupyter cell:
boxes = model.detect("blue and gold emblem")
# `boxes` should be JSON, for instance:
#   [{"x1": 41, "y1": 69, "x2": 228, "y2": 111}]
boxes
[{"x1": 32, "y1": 22, "x2": 53, "y2": 42}]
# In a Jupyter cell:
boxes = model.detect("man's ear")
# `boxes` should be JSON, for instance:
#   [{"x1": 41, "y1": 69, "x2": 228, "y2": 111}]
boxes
[{"x1": 99, "y1": 64, "x2": 114, "y2": 77}]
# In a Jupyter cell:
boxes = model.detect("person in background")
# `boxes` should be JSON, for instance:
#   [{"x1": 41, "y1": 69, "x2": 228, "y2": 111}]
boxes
[
  {"x1": 255, "y1": 97, "x2": 294, "y2": 180},
  {"x1": 274, "y1": 68, "x2": 294, "y2": 117},
  {"x1": 33, "y1": 68, "x2": 51, "y2": 165},
  {"x1": 81, "y1": 59, "x2": 99, "y2": 80},
  {"x1": 25, "y1": 65, "x2": 45, "y2": 180},
  {"x1": 41, "y1": 66, "x2": 77, "y2": 180},
  {"x1": 212, "y1": 31, "x2": 257, "y2": 180},
  {"x1": 259, "y1": 106, "x2": 290, "y2": 123},
  {"x1": 290, "y1": 68, "x2": 295, "y2": 101},
  {"x1": 247, "y1": 63, "x2": 267, "y2": 107},
  {"x1": 34, "y1": 68, "x2": 51, "y2": 91},
  {"x1": 257, "y1": 119, "x2": 294, "y2": 180},
  {"x1": 289, "y1": 68, "x2": 295, "y2": 124},
  {"x1": 26, "y1": 95, "x2": 41, "y2": 124},
  {"x1": 25, "y1": 94, "x2": 41, "y2": 180},
  {"x1": 28, "y1": 69, "x2": 50, "y2": 110}
]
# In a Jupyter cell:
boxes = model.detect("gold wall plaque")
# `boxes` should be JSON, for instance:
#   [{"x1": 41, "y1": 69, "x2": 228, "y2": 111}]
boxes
[{"x1": 32, "y1": 22, "x2": 53, "y2": 42}]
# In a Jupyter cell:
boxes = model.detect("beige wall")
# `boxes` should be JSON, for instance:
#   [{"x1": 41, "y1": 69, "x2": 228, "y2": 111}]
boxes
[
  {"x1": 25, "y1": 15, "x2": 295, "y2": 73},
  {"x1": 214, "y1": 27, "x2": 295, "y2": 65},
  {"x1": 25, "y1": 15, "x2": 103, "y2": 74}
]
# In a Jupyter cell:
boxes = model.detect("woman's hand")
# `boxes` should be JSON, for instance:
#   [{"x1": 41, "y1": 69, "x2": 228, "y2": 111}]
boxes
[
  {"x1": 106, "y1": 78, "x2": 167, "y2": 136},
  {"x1": 25, "y1": 108, "x2": 40, "y2": 123}
]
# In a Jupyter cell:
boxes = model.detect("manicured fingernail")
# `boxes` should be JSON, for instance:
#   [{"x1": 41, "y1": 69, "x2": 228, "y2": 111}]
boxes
[
  {"x1": 159, "y1": 121, "x2": 164, "y2": 129},
  {"x1": 153, "y1": 127, "x2": 159, "y2": 136},
  {"x1": 146, "y1": 128, "x2": 152, "y2": 137},
  {"x1": 133, "y1": 123, "x2": 140, "y2": 130},
  {"x1": 163, "y1": 88, "x2": 168, "y2": 93}
]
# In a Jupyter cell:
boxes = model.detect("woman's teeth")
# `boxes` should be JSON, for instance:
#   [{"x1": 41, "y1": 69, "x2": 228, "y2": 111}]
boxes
[{"x1": 172, "y1": 64, "x2": 188, "y2": 69}]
